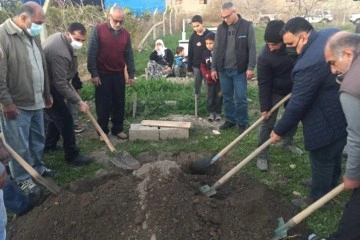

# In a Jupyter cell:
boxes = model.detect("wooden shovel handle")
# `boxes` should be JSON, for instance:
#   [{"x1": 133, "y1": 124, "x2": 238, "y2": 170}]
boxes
[
  {"x1": 291, "y1": 183, "x2": 344, "y2": 225},
  {"x1": 216, "y1": 93, "x2": 291, "y2": 159},
  {"x1": 0, "y1": 133, "x2": 61, "y2": 195},
  {"x1": 213, "y1": 138, "x2": 273, "y2": 189},
  {"x1": 86, "y1": 110, "x2": 116, "y2": 153}
]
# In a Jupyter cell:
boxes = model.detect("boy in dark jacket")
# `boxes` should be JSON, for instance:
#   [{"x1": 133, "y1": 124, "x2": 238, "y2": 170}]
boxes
[
  {"x1": 256, "y1": 20, "x2": 303, "y2": 171},
  {"x1": 187, "y1": 15, "x2": 210, "y2": 97},
  {"x1": 200, "y1": 32, "x2": 222, "y2": 121}
]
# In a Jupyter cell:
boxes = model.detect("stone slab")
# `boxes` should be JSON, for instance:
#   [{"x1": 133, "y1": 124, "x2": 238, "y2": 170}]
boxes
[
  {"x1": 129, "y1": 124, "x2": 159, "y2": 141},
  {"x1": 159, "y1": 127, "x2": 189, "y2": 140}
]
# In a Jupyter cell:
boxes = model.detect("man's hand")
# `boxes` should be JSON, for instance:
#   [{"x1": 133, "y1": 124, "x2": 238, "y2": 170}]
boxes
[
  {"x1": 246, "y1": 70, "x2": 254, "y2": 80},
  {"x1": 261, "y1": 111, "x2": 270, "y2": 120},
  {"x1": 343, "y1": 176, "x2": 360, "y2": 190},
  {"x1": 91, "y1": 76, "x2": 101, "y2": 86},
  {"x1": 270, "y1": 130, "x2": 282, "y2": 143},
  {"x1": 187, "y1": 72, "x2": 193, "y2": 77},
  {"x1": 78, "y1": 101, "x2": 89, "y2": 113},
  {"x1": 126, "y1": 78, "x2": 134, "y2": 86},
  {"x1": 45, "y1": 96, "x2": 53, "y2": 109},
  {"x1": 211, "y1": 71, "x2": 218, "y2": 81},
  {"x1": 2, "y1": 103, "x2": 19, "y2": 120}
]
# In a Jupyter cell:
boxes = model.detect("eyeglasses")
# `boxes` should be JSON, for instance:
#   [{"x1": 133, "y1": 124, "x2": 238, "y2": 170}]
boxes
[
  {"x1": 110, "y1": 15, "x2": 124, "y2": 25},
  {"x1": 222, "y1": 11, "x2": 234, "y2": 20}
]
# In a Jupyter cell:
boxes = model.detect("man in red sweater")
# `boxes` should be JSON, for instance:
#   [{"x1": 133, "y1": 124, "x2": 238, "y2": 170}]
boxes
[{"x1": 87, "y1": 5, "x2": 135, "y2": 140}]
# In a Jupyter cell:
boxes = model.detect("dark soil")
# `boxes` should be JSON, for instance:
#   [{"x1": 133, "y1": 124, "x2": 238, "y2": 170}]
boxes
[{"x1": 7, "y1": 157, "x2": 308, "y2": 240}]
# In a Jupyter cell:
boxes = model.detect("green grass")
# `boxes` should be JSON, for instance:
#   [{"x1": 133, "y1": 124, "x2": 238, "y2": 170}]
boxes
[{"x1": 44, "y1": 24, "x2": 358, "y2": 238}]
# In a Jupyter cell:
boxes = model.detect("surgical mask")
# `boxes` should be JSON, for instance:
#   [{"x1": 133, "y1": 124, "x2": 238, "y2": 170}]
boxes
[
  {"x1": 286, "y1": 36, "x2": 301, "y2": 57},
  {"x1": 70, "y1": 34, "x2": 83, "y2": 51},
  {"x1": 27, "y1": 23, "x2": 43, "y2": 36}
]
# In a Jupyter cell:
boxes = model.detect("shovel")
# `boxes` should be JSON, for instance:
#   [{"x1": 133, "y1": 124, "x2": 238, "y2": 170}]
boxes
[
  {"x1": 86, "y1": 110, "x2": 141, "y2": 170},
  {"x1": 200, "y1": 138, "x2": 273, "y2": 197},
  {"x1": 272, "y1": 183, "x2": 344, "y2": 240},
  {"x1": 0, "y1": 133, "x2": 61, "y2": 195},
  {"x1": 192, "y1": 93, "x2": 291, "y2": 174}
]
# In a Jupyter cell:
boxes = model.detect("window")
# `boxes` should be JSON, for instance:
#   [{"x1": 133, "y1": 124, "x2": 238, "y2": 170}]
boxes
[{"x1": 199, "y1": 0, "x2": 208, "y2": 3}]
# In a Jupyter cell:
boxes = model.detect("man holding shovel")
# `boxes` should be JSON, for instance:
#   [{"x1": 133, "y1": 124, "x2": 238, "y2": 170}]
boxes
[
  {"x1": 314, "y1": 31, "x2": 360, "y2": 240},
  {"x1": 43, "y1": 22, "x2": 92, "y2": 166},
  {"x1": 270, "y1": 17, "x2": 347, "y2": 208},
  {"x1": 256, "y1": 20, "x2": 302, "y2": 171}
]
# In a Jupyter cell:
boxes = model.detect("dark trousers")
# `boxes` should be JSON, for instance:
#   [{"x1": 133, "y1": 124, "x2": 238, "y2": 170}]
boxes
[
  {"x1": 96, "y1": 72, "x2": 125, "y2": 135},
  {"x1": 45, "y1": 87, "x2": 79, "y2": 160},
  {"x1": 329, "y1": 188, "x2": 360, "y2": 240},
  {"x1": 207, "y1": 82, "x2": 223, "y2": 114},
  {"x1": 3, "y1": 177, "x2": 29, "y2": 215},
  {"x1": 310, "y1": 136, "x2": 347, "y2": 200},
  {"x1": 257, "y1": 93, "x2": 297, "y2": 158}
]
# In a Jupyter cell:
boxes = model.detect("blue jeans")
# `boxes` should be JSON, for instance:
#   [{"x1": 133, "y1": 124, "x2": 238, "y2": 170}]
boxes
[
  {"x1": 3, "y1": 176, "x2": 29, "y2": 215},
  {"x1": 0, "y1": 190, "x2": 6, "y2": 240},
  {"x1": 0, "y1": 109, "x2": 45, "y2": 182},
  {"x1": 219, "y1": 69, "x2": 248, "y2": 126},
  {"x1": 310, "y1": 135, "x2": 347, "y2": 200}
]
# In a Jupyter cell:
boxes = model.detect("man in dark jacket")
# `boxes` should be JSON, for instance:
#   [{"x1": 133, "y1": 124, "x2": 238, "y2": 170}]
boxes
[
  {"x1": 43, "y1": 22, "x2": 92, "y2": 166},
  {"x1": 211, "y1": 2, "x2": 256, "y2": 134},
  {"x1": 256, "y1": 20, "x2": 303, "y2": 171},
  {"x1": 270, "y1": 17, "x2": 347, "y2": 208}
]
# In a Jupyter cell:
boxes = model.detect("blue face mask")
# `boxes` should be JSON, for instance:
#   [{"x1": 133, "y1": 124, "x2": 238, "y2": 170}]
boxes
[{"x1": 27, "y1": 23, "x2": 43, "y2": 36}]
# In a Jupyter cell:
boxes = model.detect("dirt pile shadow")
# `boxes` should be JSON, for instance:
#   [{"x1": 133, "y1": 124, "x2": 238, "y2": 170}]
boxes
[{"x1": 7, "y1": 157, "x2": 307, "y2": 240}]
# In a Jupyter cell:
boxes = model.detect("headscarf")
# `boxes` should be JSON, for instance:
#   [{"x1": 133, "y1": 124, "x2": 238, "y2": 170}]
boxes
[{"x1": 155, "y1": 39, "x2": 166, "y2": 56}]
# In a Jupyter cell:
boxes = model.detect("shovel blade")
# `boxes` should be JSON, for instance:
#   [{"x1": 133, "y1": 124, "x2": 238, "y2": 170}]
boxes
[
  {"x1": 272, "y1": 217, "x2": 288, "y2": 240},
  {"x1": 200, "y1": 185, "x2": 217, "y2": 197},
  {"x1": 111, "y1": 151, "x2": 141, "y2": 170}
]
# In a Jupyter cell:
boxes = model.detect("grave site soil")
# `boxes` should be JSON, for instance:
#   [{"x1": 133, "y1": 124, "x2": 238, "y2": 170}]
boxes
[{"x1": 7, "y1": 154, "x2": 308, "y2": 240}]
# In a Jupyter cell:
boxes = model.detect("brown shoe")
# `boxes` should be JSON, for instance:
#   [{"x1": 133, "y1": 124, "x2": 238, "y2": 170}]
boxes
[{"x1": 113, "y1": 132, "x2": 128, "y2": 139}]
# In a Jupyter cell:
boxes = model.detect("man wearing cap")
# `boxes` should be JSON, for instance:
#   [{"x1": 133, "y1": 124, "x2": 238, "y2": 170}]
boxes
[{"x1": 256, "y1": 20, "x2": 303, "y2": 171}]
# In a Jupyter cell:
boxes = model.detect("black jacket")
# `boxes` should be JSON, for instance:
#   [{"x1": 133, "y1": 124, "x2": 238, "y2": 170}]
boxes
[
  {"x1": 212, "y1": 15, "x2": 256, "y2": 73},
  {"x1": 274, "y1": 29, "x2": 347, "y2": 151},
  {"x1": 149, "y1": 48, "x2": 174, "y2": 68},
  {"x1": 257, "y1": 44, "x2": 296, "y2": 112},
  {"x1": 187, "y1": 29, "x2": 210, "y2": 72}
]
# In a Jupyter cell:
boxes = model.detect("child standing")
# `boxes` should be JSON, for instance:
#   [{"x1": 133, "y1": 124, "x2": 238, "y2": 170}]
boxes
[
  {"x1": 200, "y1": 32, "x2": 222, "y2": 121},
  {"x1": 174, "y1": 46, "x2": 187, "y2": 78},
  {"x1": 187, "y1": 15, "x2": 210, "y2": 97}
]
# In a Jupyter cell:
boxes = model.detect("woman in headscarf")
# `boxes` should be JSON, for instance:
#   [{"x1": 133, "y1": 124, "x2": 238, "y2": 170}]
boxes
[{"x1": 147, "y1": 39, "x2": 174, "y2": 78}]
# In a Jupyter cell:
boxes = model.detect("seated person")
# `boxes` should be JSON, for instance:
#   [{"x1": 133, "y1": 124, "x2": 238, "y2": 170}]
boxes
[
  {"x1": 174, "y1": 46, "x2": 187, "y2": 78},
  {"x1": 147, "y1": 39, "x2": 173, "y2": 78}
]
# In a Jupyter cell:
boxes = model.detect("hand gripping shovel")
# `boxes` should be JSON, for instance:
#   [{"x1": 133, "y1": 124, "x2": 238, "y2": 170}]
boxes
[
  {"x1": 273, "y1": 183, "x2": 345, "y2": 240},
  {"x1": 192, "y1": 93, "x2": 291, "y2": 174},
  {"x1": 86, "y1": 110, "x2": 141, "y2": 170},
  {"x1": 0, "y1": 133, "x2": 61, "y2": 195},
  {"x1": 200, "y1": 138, "x2": 273, "y2": 197}
]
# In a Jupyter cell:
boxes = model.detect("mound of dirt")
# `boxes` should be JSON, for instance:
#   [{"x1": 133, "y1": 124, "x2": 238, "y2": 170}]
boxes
[{"x1": 7, "y1": 160, "x2": 307, "y2": 240}]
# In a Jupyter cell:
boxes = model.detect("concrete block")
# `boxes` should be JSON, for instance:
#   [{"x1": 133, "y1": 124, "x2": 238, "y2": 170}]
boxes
[
  {"x1": 159, "y1": 127, "x2": 189, "y2": 140},
  {"x1": 129, "y1": 124, "x2": 159, "y2": 141}
]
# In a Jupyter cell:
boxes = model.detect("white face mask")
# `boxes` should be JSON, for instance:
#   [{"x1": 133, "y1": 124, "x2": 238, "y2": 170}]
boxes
[{"x1": 70, "y1": 34, "x2": 83, "y2": 51}]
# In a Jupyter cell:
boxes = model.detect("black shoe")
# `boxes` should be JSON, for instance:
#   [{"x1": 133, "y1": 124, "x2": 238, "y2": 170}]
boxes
[
  {"x1": 238, "y1": 125, "x2": 247, "y2": 134},
  {"x1": 67, "y1": 154, "x2": 93, "y2": 166},
  {"x1": 41, "y1": 167, "x2": 58, "y2": 178},
  {"x1": 44, "y1": 145, "x2": 63, "y2": 153},
  {"x1": 219, "y1": 121, "x2": 236, "y2": 130}
]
